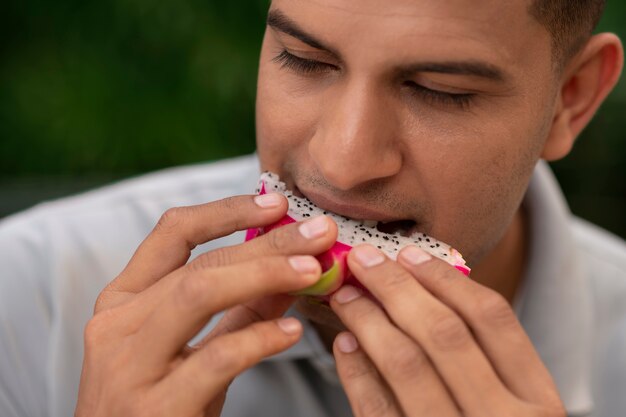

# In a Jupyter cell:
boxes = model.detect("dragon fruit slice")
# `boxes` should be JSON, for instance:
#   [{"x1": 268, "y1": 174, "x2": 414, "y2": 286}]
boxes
[{"x1": 246, "y1": 172, "x2": 470, "y2": 298}]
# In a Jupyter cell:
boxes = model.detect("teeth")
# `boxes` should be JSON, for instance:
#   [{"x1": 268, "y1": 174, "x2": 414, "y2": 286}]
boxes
[{"x1": 362, "y1": 220, "x2": 378, "y2": 228}]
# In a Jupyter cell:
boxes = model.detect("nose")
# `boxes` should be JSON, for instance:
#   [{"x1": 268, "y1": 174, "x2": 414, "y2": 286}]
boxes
[{"x1": 308, "y1": 78, "x2": 402, "y2": 191}]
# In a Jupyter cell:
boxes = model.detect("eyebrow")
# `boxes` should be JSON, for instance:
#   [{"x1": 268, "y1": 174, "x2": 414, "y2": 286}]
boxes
[
  {"x1": 267, "y1": 9, "x2": 508, "y2": 83},
  {"x1": 399, "y1": 62, "x2": 506, "y2": 82},
  {"x1": 267, "y1": 9, "x2": 339, "y2": 55}
]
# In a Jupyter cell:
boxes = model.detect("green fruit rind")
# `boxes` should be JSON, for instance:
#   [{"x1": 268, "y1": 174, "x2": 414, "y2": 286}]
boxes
[{"x1": 292, "y1": 261, "x2": 342, "y2": 296}]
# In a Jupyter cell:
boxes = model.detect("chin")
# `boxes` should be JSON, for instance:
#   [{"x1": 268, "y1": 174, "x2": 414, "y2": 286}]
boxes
[{"x1": 294, "y1": 297, "x2": 347, "y2": 331}]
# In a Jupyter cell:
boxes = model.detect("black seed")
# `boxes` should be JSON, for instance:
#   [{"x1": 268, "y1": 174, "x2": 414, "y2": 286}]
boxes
[
  {"x1": 377, "y1": 246, "x2": 382, "y2": 249},
  {"x1": 430, "y1": 245, "x2": 435, "y2": 248},
  {"x1": 426, "y1": 238, "x2": 430, "y2": 242},
  {"x1": 436, "y1": 243, "x2": 440, "y2": 247},
  {"x1": 383, "y1": 236, "x2": 389, "y2": 240}
]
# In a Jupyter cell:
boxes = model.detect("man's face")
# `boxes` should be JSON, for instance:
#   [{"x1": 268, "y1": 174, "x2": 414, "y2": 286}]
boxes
[{"x1": 256, "y1": 0, "x2": 556, "y2": 267}]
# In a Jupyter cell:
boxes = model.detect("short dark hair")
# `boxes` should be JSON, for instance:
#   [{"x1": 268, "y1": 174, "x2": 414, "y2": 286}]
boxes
[{"x1": 529, "y1": 0, "x2": 606, "y2": 68}]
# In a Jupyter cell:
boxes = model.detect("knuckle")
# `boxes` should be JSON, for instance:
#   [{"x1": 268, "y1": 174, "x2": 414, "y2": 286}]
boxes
[
  {"x1": 477, "y1": 291, "x2": 518, "y2": 330},
  {"x1": 156, "y1": 207, "x2": 186, "y2": 233},
  {"x1": 342, "y1": 359, "x2": 377, "y2": 381},
  {"x1": 94, "y1": 290, "x2": 114, "y2": 313},
  {"x1": 381, "y1": 268, "x2": 412, "y2": 290},
  {"x1": 84, "y1": 313, "x2": 111, "y2": 347},
  {"x1": 175, "y1": 274, "x2": 207, "y2": 310},
  {"x1": 352, "y1": 301, "x2": 383, "y2": 324},
  {"x1": 191, "y1": 248, "x2": 231, "y2": 271},
  {"x1": 381, "y1": 345, "x2": 427, "y2": 381},
  {"x1": 265, "y1": 228, "x2": 291, "y2": 252},
  {"x1": 358, "y1": 393, "x2": 395, "y2": 417},
  {"x1": 217, "y1": 197, "x2": 246, "y2": 230},
  {"x1": 83, "y1": 320, "x2": 101, "y2": 347},
  {"x1": 428, "y1": 313, "x2": 471, "y2": 351},
  {"x1": 203, "y1": 340, "x2": 244, "y2": 373}
]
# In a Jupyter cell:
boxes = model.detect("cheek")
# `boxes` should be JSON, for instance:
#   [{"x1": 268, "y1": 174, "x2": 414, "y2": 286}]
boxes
[{"x1": 407, "y1": 109, "x2": 545, "y2": 263}]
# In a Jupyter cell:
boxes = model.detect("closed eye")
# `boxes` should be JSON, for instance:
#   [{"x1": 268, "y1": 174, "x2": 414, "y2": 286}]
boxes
[
  {"x1": 272, "y1": 49, "x2": 338, "y2": 74},
  {"x1": 273, "y1": 49, "x2": 476, "y2": 110},
  {"x1": 404, "y1": 81, "x2": 475, "y2": 110}
]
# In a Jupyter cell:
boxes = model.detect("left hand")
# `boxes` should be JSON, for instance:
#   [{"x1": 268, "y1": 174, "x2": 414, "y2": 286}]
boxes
[{"x1": 329, "y1": 244, "x2": 566, "y2": 417}]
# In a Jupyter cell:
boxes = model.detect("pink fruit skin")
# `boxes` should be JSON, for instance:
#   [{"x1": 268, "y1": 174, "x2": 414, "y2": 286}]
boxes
[
  {"x1": 245, "y1": 181, "x2": 470, "y2": 298},
  {"x1": 246, "y1": 213, "x2": 358, "y2": 297}
]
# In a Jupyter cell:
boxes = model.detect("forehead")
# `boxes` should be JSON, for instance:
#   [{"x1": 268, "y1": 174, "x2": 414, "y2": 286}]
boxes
[{"x1": 270, "y1": 0, "x2": 550, "y2": 77}]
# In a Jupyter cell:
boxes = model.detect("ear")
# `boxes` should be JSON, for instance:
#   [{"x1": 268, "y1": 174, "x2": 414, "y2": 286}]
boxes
[{"x1": 541, "y1": 33, "x2": 624, "y2": 161}]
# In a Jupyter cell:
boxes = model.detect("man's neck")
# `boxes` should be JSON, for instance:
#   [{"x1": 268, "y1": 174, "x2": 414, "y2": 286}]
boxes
[{"x1": 470, "y1": 207, "x2": 528, "y2": 304}]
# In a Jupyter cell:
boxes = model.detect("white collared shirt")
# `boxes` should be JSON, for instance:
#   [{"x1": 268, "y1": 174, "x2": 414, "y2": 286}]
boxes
[{"x1": 0, "y1": 155, "x2": 624, "y2": 417}]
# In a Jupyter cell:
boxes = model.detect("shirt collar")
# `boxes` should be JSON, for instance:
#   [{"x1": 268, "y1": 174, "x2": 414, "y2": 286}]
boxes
[
  {"x1": 266, "y1": 160, "x2": 594, "y2": 414},
  {"x1": 514, "y1": 161, "x2": 594, "y2": 415}
]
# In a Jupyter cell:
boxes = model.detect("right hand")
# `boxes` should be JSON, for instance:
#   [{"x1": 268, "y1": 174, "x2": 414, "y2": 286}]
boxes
[{"x1": 74, "y1": 194, "x2": 337, "y2": 417}]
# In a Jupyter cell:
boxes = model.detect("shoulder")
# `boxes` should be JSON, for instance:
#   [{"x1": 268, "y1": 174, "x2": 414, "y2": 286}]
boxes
[{"x1": 0, "y1": 153, "x2": 260, "y2": 300}]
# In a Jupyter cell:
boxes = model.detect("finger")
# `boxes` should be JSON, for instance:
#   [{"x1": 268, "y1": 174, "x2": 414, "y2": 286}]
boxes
[
  {"x1": 348, "y1": 244, "x2": 514, "y2": 413},
  {"x1": 98, "y1": 194, "x2": 288, "y2": 311},
  {"x1": 397, "y1": 246, "x2": 560, "y2": 405},
  {"x1": 331, "y1": 287, "x2": 460, "y2": 417},
  {"x1": 189, "y1": 214, "x2": 337, "y2": 270},
  {"x1": 111, "y1": 215, "x2": 337, "y2": 335},
  {"x1": 190, "y1": 294, "x2": 296, "y2": 351},
  {"x1": 333, "y1": 332, "x2": 404, "y2": 417},
  {"x1": 152, "y1": 317, "x2": 304, "y2": 417},
  {"x1": 133, "y1": 255, "x2": 321, "y2": 368}
]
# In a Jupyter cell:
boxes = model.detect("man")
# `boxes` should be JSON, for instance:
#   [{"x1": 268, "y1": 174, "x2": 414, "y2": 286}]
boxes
[{"x1": 1, "y1": 0, "x2": 624, "y2": 416}]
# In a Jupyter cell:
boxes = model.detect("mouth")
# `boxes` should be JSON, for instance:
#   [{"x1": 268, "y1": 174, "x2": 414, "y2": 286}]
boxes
[{"x1": 294, "y1": 185, "x2": 420, "y2": 238}]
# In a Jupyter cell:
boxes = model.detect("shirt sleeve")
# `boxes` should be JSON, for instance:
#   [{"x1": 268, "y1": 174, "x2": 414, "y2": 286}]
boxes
[{"x1": 0, "y1": 213, "x2": 52, "y2": 417}]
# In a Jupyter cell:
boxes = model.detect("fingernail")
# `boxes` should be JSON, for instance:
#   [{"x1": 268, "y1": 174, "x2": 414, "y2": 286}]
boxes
[
  {"x1": 400, "y1": 246, "x2": 432, "y2": 266},
  {"x1": 288, "y1": 256, "x2": 320, "y2": 275},
  {"x1": 353, "y1": 245, "x2": 385, "y2": 268},
  {"x1": 334, "y1": 285, "x2": 362, "y2": 304},
  {"x1": 254, "y1": 193, "x2": 283, "y2": 208},
  {"x1": 277, "y1": 317, "x2": 302, "y2": 335},
  {"x1": 337, "y1": 332, "x2": 359, "y2": 353},
  {"x1": 299, "y1": 216, "x2": 329, "y2": 239}
]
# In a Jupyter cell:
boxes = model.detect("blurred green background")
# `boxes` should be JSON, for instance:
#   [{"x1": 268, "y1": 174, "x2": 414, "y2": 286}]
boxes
[{"x1": 0, "y1": 1, "x2": 625, "y2": 238}]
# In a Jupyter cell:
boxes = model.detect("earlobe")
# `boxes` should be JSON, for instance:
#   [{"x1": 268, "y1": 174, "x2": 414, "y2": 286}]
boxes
[
  {"x1": 541, "y1": 33, "x2": 624, "y2": 162},
  {"x1": 542, "y1": 108, "x2": 575, "y2": 161}
]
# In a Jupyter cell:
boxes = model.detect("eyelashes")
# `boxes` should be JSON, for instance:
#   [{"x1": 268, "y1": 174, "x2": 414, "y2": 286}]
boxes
[
  {"x1": 403, "y1": 81, "x2": 474, "y2": 110},
  {"x1": 272, "y1": 49, "x2": 338, "y2": 74},
  {"x1": 272, "y1": 49, "x2": 475, "y2": 110}
]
